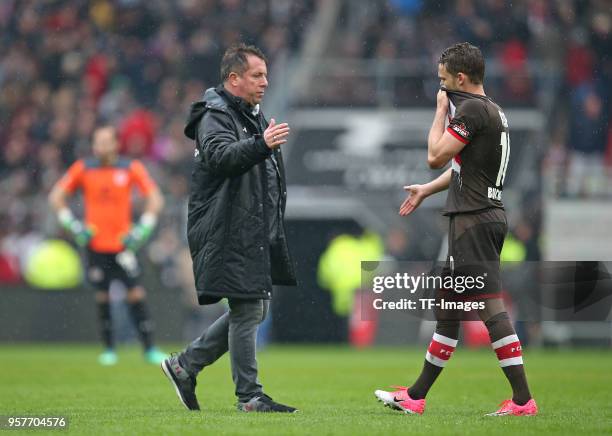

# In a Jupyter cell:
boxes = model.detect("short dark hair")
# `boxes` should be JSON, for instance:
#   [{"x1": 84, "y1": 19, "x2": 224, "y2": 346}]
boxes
[
  {"x1": 220, "y1": 43, "x2": 267, "y2": 82},
  {"x1": 438, "y1": 42, "x2": 485, "y2": 85}
]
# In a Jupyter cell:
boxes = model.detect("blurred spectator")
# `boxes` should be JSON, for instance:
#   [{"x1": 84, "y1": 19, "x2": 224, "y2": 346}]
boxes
[
  {"x1": 497, "y1": 39, "x2": 534, "y2": 105},
  {"x1": 0, "y1": 213, "x2": 20, "y2": 284},
  {"x1": 565, "y1": 80, "x2": 609, "y2": 196},
  {"x1": 118, "y1": 109, "x2": 157, "y2": 158}
]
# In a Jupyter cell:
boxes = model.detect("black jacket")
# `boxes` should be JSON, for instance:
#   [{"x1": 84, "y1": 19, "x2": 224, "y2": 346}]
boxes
[{"x1": 184, "y1": 86, "x2": 296, "y2": 305}]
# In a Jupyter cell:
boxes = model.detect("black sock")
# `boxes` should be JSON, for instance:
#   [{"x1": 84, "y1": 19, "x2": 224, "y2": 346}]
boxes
[
  {"x1": 485, "y1": 312, "x2": 532, "y2": 405},
  {"x1": 128, "y1": 300, "x2": 154, "y2": 351},
  {"x1": 409, "y1": 320, "x2": 460, "y2": 400},
  {"x1": 97, "y1": 301, "x2": 114, "y2": 350}
]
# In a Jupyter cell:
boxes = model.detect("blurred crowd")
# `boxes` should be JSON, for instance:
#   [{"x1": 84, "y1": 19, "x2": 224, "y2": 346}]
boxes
[
  {"x1": 320, "y1": 0, "x2": 610, "y2": 104},
  {"x1": 0, "y1": 0, "x2": 315, "y2": 284}
]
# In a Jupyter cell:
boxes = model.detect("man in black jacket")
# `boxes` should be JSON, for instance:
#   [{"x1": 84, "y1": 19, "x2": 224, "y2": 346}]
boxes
[{"x1": 161, "y1": 44, "x2": 297, "y2": 413}]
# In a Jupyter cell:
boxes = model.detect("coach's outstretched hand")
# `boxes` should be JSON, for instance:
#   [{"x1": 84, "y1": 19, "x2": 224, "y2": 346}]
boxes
[
  {"x1": 399, "y1": 184, "x2": 428, "y2": 216},
  {"x1": 264, "y1": 118, "x2": 290, "y2": 149}
]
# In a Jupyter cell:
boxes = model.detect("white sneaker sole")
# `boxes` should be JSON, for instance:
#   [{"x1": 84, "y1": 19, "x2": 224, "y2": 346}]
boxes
[
  {"x1": 374, "y1": 390, "x2": 401, "y2": 411},
  {"x1": 374, "y1": 390, "x2": 421, "y2": 414},
  {"x1": 161, "y1": 360, "x2": 190, "y2": 410},
  {"x1": 485, "y1": 411, "x2": 537, "y2": 417},
  {"x1": 397, "y1": 403, "x2": 419, "y2": 414}
]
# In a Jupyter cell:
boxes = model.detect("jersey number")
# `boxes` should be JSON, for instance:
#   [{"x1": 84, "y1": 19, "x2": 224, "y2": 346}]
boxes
[{"x1": 496, "y1": 131, "x2": 510, "y2": 187}]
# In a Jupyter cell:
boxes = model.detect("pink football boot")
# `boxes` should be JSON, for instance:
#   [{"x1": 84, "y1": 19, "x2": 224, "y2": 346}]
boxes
[
  {"x1": 374, "y1": 386, "x2": 425, "y2": 415},
  {"x1": 486, "y1": 398, "x2": 538, "y2": 416}
]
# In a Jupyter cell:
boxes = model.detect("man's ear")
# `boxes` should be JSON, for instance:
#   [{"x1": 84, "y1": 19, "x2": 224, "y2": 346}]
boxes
[
  {"x1": 228, "y1": 72, "x2": 240, "y2": 87},
  {"x1": 456, "y1": 72, "x2": 465, "y2": 86}
]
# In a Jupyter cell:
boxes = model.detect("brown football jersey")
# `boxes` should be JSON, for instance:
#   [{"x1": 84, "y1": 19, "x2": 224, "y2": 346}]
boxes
[{"x1": 443, "y1": 90, "x2": 509, "y2": 215}]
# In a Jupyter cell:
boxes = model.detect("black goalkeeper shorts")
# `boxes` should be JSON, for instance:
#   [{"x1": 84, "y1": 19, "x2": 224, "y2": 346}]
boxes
[{"x1": 86, "y1": 249, "x2": 141, "y2": 291}]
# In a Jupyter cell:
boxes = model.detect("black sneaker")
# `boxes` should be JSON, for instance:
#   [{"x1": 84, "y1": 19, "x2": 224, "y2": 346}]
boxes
[
  {"x1": 161, "y1": 353, "x2": 200, "y2": 411},
  {"x1": 237, "y1": 394, "x2": 298, "y2": 413}
]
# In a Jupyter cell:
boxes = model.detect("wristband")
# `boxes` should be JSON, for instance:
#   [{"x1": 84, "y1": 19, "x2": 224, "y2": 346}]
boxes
[
  {"x1": 57, "y1": 208, "x2": 75, "y2": 227},
  {"x1": 139, "y1": 212, "x2": 157, "y2": 229}
]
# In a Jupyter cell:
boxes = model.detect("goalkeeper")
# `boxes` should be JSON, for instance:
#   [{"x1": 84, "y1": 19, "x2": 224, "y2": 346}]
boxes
[{"x1": 49, "y1": 125, "x2": 166, "y2": 366}]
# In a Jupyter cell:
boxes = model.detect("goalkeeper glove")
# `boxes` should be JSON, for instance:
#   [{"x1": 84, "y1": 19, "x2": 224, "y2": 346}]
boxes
[
  {"x1": 115, "y1": 250, "x2": 140, "y2": 278},
  {"x1": 122, "y1": 212, "x2": 157, "y2": 252},
  {"x1": 57, "y1": 208, "x2": 94, "y2": 247}
]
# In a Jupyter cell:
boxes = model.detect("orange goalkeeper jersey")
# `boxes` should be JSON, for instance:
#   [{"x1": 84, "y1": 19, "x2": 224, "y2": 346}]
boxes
[{"x1": 57, "y1": 157, "x2": 156, "y2": 253}]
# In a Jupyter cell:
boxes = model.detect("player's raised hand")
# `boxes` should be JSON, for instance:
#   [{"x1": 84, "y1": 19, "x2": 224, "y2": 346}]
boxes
[
  {"x1": 264, "y1": 118, "x2": 290, "y2": 149},
  {"x1": 436, "y1": 89, "x2": 449, "y2": 113},
  {"x1": 399, "y1": 184, "x2": 427, "y2": 216}
]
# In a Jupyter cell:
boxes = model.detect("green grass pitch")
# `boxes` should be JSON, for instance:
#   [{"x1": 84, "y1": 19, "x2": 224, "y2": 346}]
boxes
[{"x1": 1, "y1": 344, "x2": 611, "y2": 435}]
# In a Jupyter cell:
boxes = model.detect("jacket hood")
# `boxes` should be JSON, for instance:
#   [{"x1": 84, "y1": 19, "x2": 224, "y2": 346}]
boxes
[{"x1": 184, "y1": 87, "x2": 228, "y2": 140}]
